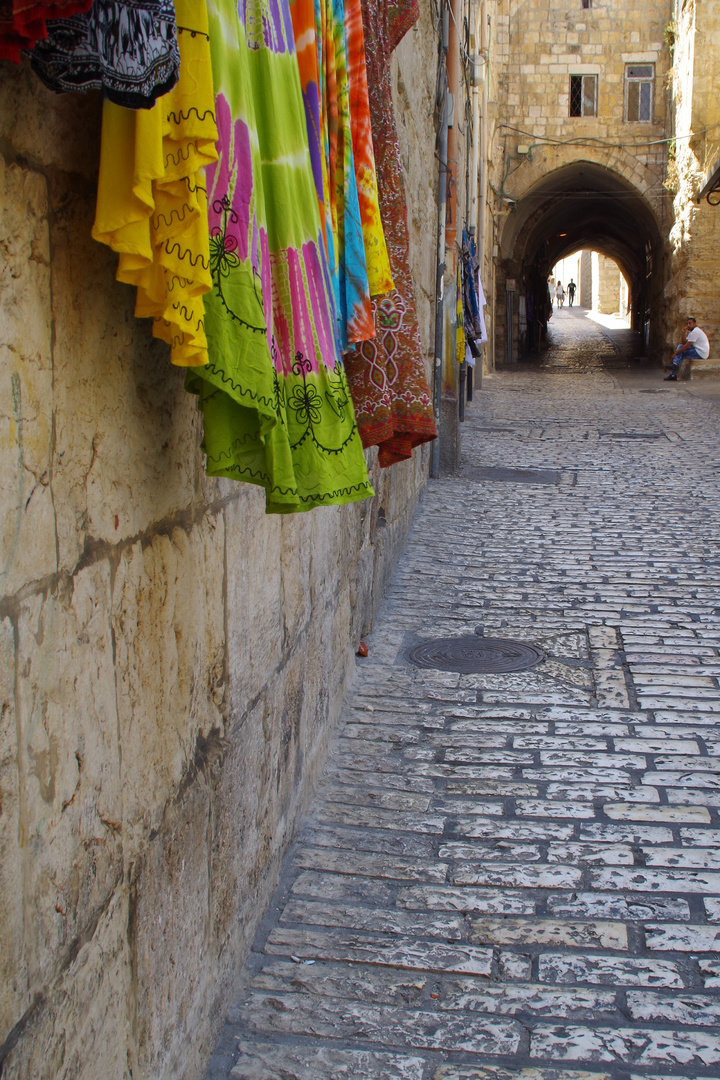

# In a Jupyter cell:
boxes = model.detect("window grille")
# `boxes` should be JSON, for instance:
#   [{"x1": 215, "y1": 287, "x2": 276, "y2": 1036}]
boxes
[
  {"x1": 626, "y1": 64, "x2": 654, "y2": 121},
  {"x1": 570, "y1": 74, "x2": 597, "y2": 117}
]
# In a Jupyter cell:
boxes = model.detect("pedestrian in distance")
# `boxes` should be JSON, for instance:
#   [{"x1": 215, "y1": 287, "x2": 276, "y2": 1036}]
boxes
[
  {"x1": 555, "y1": 281, "x2": 565, "y2": 308},
  {"x1": 664, "y1": 316, "x2": 710, "y2": 380},
  {"x1": 567, "y1": 279, "x2": 576, "y2": 307}
]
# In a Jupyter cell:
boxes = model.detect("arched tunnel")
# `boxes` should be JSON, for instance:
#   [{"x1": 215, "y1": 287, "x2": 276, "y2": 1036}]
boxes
[{"x1": 497, "y1": 161, "x2": 667, "y2": 363}]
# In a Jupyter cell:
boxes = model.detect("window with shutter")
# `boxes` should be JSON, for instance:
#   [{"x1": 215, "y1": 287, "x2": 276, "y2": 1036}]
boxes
[
  {"x1": 570, "y1": 74, "x2": 597, "y2": 117},
  {"x1": 625, "y1": 65, "x2": 654, "y2": 121}
]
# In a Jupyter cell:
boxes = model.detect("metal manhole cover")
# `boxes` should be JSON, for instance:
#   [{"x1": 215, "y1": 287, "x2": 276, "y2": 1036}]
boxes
[
  {"x1": 462, "y1": 466, "x2": 560, "y2": 486},
  {"x1": 408, "y1": 636, "x2": 545, "y2": 674}
]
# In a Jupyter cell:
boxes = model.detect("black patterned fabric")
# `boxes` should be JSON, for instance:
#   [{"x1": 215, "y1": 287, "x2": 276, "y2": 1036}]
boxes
[{"x1": 29, "y1": 0, "x2": 179, "y2": 109}]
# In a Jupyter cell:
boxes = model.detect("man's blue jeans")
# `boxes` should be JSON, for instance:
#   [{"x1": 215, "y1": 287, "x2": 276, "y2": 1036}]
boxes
[{"x1": 672, "y1": 345, "x2": 701, "y2": 371}]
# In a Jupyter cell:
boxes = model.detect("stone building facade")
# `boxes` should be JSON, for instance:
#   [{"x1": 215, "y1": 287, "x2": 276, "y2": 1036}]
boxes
[
  {"x1": 480, "y1": 0, "x2": 674, "y2": 363},
  {"x1": 0, "y1": 12, "x2": 440, "y2": 1077},
  {"x1": 666, "y1": 0, "x2": 720, "y2": 358}
]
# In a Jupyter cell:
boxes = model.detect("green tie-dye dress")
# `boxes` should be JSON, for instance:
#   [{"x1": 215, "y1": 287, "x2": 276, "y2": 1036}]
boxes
[{"x1": 186, "y1": 0, "x2": 374, "y2": 514}]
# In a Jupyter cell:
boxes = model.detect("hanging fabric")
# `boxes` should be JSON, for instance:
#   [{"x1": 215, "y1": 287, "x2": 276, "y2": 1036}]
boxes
[
  {"x1": 320, "y1": 0, "x2": 375, "y2": 348},
  {"x1": 456, "y1": 263, "x2": 465, "y2": 364},
  {"x1": 29, "y1": 0, "x2": 179, "y2": 109},
  {"x1": 343, "y1": 0, "x2": 436, "y2": 467},
  {"x1": 289, "y1": 0, "x2": 327, "y2": 250},
  {"x1": 185, "y1": 0, "x2": 374, "y2": 514},
  {"x1": 343, "y1": 0, "x2": 393, "y2": 297},
  {"x1": 462, "y1": 229, "x2": 486, "y2": 351},
  {"x1": 0, "y1": 1, "x2": 91, "y2": 62},
  {"x1": 92, "y1": 0, "x2": 217, "y2": 367}
]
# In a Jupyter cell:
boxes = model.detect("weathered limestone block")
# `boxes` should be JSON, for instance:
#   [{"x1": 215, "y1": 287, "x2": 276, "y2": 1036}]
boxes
[
  {"x1": 0, "y1": 62, "x2": 101, "y2": 179},
  {"x1": 111, "y1": 517, "x2": 225, "y2": 857},
  {"x1": 224, "y1": 488, "x2": 284, "y2": 721},
  {"x1": 13, "y1": 560, "x2": 122, "y2": 1013},
  {"x1": 50, "y1": 174, "x2": 198, "y2": 570},
  {"x1": 280, "y1": 511, "x2": 314, "y2": 645},
  {"x1": 3, "y1": 890, "x2": 132, "y2": 1080},
  {"x1": 0, "y1": 156, "x2": 57, "y2": 598},
  {"x1": 208, "y1": 642, "x2": 337, "y2": 973},
  {"x1": 132, "y1": 777, "x2": 213, "y2": 1080},
  {"x1": 0, "y1": 618, "x2": 26, "y2": 1041}
]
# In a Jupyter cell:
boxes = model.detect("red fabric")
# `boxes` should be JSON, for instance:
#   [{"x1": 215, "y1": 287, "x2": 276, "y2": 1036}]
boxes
[
  {"x1": 343, "y1": 0, "x2": 436, "y2": 468},
  {"x1": 0, "y1": 0, "x2": 91, "y2": 62}
]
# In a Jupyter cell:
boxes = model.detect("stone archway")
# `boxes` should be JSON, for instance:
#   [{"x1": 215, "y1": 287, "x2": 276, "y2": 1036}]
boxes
[{"x1": 494, "y1": 159, "x2": 668, "y2": 364}]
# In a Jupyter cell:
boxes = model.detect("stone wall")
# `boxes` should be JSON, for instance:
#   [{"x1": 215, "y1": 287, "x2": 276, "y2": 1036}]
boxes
[
  {"x1": 486, "y1": 0, "x2": 672, "y2": 362},
  {"x1": 0, "y1": 31, "x2": 438, "y2": 1080},
  {"x1": 667, "y1": 0, "x2": 720, "y2": 355},
  {"x1": 596, "y1": 253, "x2": 622, "y2": 314}
]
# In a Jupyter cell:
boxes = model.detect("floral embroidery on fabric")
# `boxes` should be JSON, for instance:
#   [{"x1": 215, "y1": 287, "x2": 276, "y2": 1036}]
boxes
[{"x1": 343, "y1": 0, "x2": 436, "y2": 467}]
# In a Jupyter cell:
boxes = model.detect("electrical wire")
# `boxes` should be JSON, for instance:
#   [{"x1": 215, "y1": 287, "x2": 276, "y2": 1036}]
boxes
[{"x1": 498, "y1": 121, "x2": 720, "y2": 149}]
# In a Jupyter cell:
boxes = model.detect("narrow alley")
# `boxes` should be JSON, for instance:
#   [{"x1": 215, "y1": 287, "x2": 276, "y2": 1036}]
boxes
[
  {"x1": 207, "y1": 336, "x2": 720, "y2": 1079},
  {"x1": 5, "y1": 0, "x2": 720, "y2": 1070}
]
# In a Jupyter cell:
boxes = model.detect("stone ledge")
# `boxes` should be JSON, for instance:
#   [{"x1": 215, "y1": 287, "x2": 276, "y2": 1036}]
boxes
[
  {"x1": 670, "y1": 357, "x2": 720, "y2": 380},
  {"x1": 687, "y1": 357, "x2": 720, "y2": 380}
]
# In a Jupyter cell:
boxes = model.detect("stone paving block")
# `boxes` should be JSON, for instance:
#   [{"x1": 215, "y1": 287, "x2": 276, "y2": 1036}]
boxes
[
  {"x1": 497, "y1": 951, "x2": 532, "y2": 979},
  {"x1": 546, "y1": 893, "x2": 691, "y2": 920},
  {"x1": 603, "y1": 803, "x2": 711, "y2": 823},
  {"x1": 290, "y1": 871, "x2": 397, "y2": 907},
  {"x1": 538, "y1": 953, "x2": 685, "y2": 987},
  {"x1": 546, "y1": 784, "x2": 660, "y2": 803},
  {"x1": 265, "y1": 928, "x2": 494, "y2": 975},
  {"x1": 529, "y1": 1024, "x2": 720, "y2": 1065},
  {"x1": 643, "y1": 923, "x2": 720, "y2": 951},
  {"x1": 433, "y1": 798, "x2": 506, "y2": 816},
  {"x1": 448, "y1": 820, "x2": 575, "y2": 841},
  {"x1": 642, "y1": 847, "x2": 720, "y2": 868},
  {"x1": 438, "y1": 981, "x2": 618, "y2": 1020},
  {"x1": 524, "y1": 769, "x2": 635, "y2": 782},
  {"x1": 300, "y1": 823, "x2": 436, "y2": 858},
  {"x1": 680, "y1": 828, "x2": 720, "y2": 846},
  {"x1": 546, "y1": 843, "x2": 634, "y2": 865},
  {"x1": 699, "y1": 959, "x2": 720, "y2": 987},
  {"x1": 322, "y1": 786, "x2": 432, "y2": 811},
  {"x1": 626, "y1": 990, "x2": 720, "y2": 1026},
  {"x1": 229, "y1": 1043, "x2": 426, "y2": 1079},
  {"x1": 554, "y1": 722, "x2": 631, "y2": 735},
  {"x1": 433, "y1": 1070, "x2": 612, "y2": 1080},
  {"x1": 516, "y1": 800, "x2": 597, "y2": 819},
  {"x1": 578, "y1": 823, "x2": 674, "y2": 843},
  {"x1": 280, "y1": 900, "x2": 467, "y2": 942},
  {"x1": 667, "y1": 788, "x2": 720, "y2": 805},
  {"x1": 395, "y1": 886, "x2": 536, "y2": 915},
  {"x1": 450, "y1": 863, "x2": 582, "y2": 889},
  {"x1": 236, "y1": 991, "x2": 522, "y2": 1054},
  {"x1": 331, "y1": 767, "x2": 436, "y2": 793},
  {"x1": 319, "y1": 805, "x2": 447, "y2": 833},
  {"x1": 704, "y1": 897, "x2": 720, "y2": 920},
  {"x1": 251, "y1": 958, "x2": 429, "y2": 1006},
  {"x1": 293, "y1": 848, "x2": 448, "y2": 881},
  {"x1": 469, "y1": 919, "x2": 627, "y2": 949},
  {"x1": 443, "y1": 780, "x2": 539, "y2": 796},
  {"x1": 590, "y1": 867, "x2": 720, "y2": 893},
  {"x1": 653, "y1": 755, "x2": 720, "y2": 771},
  {"x1": 615, "y1": 738, "x2": 702, "y2": 753}
]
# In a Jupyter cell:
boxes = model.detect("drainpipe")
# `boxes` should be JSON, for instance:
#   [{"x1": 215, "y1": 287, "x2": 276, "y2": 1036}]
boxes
[
  {"x1": 445, "y1": 0, "x2": 459, "y2": 257},
  {"x1": 477, "y1": 0, "x2": 488, "y2": 278},
  {"x1": 430, "y1": 0, "x2": 449, "y2": 479}
]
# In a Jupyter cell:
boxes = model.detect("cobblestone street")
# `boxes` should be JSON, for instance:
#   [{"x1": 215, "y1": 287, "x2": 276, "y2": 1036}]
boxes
[{"x1": 208, "y1": 315, "x2": 720, "y2": 1080}]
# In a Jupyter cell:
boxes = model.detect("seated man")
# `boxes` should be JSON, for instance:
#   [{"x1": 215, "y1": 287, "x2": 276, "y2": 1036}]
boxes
[{"x1": 665, "y1": 317, "x2": 710, "y2": 380}]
